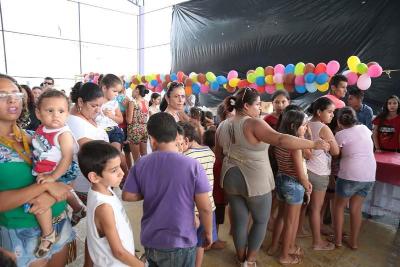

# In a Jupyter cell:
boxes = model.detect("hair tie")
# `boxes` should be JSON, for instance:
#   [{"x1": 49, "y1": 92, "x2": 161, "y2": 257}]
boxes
[{"x1": 230, "y1": 98, "x2": 236, "y2": 106}]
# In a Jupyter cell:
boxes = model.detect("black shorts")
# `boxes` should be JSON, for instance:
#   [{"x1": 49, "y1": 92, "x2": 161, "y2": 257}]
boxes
[{"x1": 215, "y1": 204, "x2": 226, "y2": 225}]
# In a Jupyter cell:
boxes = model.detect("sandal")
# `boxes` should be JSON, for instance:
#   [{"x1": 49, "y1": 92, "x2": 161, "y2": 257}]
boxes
[
  {"x1": 279, "y1": 254, "x2": 302, "y2": 265},
  {"x1": 326, "y1": 235, "x2": 343, "y2": 248},
  {"x1": 312, "y1": 242, "x2": 335, "y2": 251},
  {"x1": 71, "y1": 206, "x2": 87, "y2": 226},
  {"x1": 289, "y1": 246, "x2": 304, "y2": 257},
  {"x1": 35, "y1": 229, "x2": 58, "y2": 258}
]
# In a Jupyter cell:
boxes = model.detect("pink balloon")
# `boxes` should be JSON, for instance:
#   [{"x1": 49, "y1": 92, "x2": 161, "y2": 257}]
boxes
[
  {"x1": 367, "y1": 64, "x2": 383, "y2": 78},
  {"x1": 294, "y1": 75, "x2": 305, "y2": 86},
  {"x1": 265, "y1": 84, "x2": 276, "y2": 94},
  {"x1": 273, "y1": 73, "x2": 283, "y2": 84},
  {"x1": 326, "y1": 60, "x2": 340, "y2": 76},
  {"x1": 250, "y1": 83, "x2": 257, "y2": 89},
  {"x1": 357, "y1": 74, "x2": 372, "y2": 90},
  {"x1": 155, "y1": 84, "x2": 163, "y2": 92},
  {"x1": 227, "y1": 70, "x2": 238, "y2": 80},
  {"x1": 200, "y1": 84, "x2": 209, "y2": 94},
  {"x1": 274, "y1": 64, "x2": 285, "y2": 74},
  {"x1": 346, "y1": 72, "x2": 358, "y2": 85}
]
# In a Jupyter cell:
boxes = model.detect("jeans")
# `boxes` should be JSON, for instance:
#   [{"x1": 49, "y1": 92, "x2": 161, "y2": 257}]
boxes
[{"x1": 145, "y1": 246, "x2": 196, "y2": 267}]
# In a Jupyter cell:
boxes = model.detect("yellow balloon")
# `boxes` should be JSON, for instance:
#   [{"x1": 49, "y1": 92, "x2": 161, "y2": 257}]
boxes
[
  {"x1": 317, "y1": 82, "x2": 329, "y2": 92},
  {"x1": 347, "y1": 56, "x2": 361, "y2": 72},
  {"x1": 265, "y1": 75, "x2": 274, "y2": 85},
  {"x1": 276, "y1": 83, "x2": 284, "y2": 90},
  {"x1": 223, "y1": 84, "x2": 227, "y2": 89},
  {"x1": 229, "y1": 78, "x2": 240, "y2": 87},
  {"x1": 130, "y1": 83, "x2": 136, "y2": 89}
]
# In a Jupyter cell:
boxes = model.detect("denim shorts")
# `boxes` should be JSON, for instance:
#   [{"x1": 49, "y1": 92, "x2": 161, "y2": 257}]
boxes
[
  {"x1": 105, "y1": 126, "x2": 125, "y2": 144},
  {"x1": 145, "y1": 246, "x2": 196, "y2": 267},
  {"x1": 0, "y1": 212, "x2": 75, "y2": 267},
  {"x1": 196, "y1": 212, "x2": 218, "y2": 247},
  {"x1": 276, "y1": 173, "x2": 305, "y2": 205},
  {"x1": 336, "y1": 178, "x2": 374, "y2": 198}
]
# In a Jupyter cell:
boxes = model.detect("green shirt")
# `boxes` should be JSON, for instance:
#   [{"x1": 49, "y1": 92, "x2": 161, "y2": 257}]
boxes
[{"x1": 0, "y1": 162, "x2": 66, "y2": 229}]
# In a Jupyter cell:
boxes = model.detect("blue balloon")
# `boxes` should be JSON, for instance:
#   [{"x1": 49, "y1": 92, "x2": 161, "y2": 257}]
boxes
[
  {"x1": 216, "y1": 75, "x2": 227, "y2": 85},
  {"x1": 124, "y1": 81, "x2": 130, "y2": 89},
  {"x1": 305, "y1": 83, "x2": 317, "y2": 93},
  {"x1": 211, "y1": 81, "x2": 219, "y2": 91},
  {"x1": 150, "y1": 80, "x2": 158, "y2": 87},
  {"x1": 316, "y1": 73, "x2": 329, "y2": 85},
  {"x1": 192, "y1": 83, "x2": 200, "y2": 94},
  {"x1": 304, "y1": 73, "x2": 316, "y2": 83},
  {"x1": 295, "y1": 85, "x2": 306, "y2": 93},
  {"x1": 256, "y1": 76, "x2": 265, "y2": 86},
  {"x1": 170, "y1": 73, "x2": 177, "y2": 81},
  {"x1": 285, "y1": 64, "x2": 295, "y2": 74}
]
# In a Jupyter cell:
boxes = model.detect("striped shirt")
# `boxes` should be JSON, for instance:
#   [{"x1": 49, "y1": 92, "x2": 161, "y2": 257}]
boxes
[
  {"x1": 184, "y1": 147, "x2": 216, "y2": 212},
  {"x1": 274, "y1": 146, "x2": 298, "y2": 178}
]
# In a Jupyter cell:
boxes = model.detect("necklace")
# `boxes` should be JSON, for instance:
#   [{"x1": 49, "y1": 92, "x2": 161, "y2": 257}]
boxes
[{"x1": 0, "y1": 124, "x2": 32, "y2": 165}]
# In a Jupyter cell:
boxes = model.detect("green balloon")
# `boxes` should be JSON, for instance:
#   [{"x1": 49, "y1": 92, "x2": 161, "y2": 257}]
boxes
[
  {"x1": 357, "y1": 63, "x2": 368, "y2": 74},
  {"x1": 294, "y1": 62, "x2": 305, "y2": 76},
  {"x1": 247, "y1": 73, "x2": 256, "y2": 83},
  {"x1": 255, "y1": 66, "x2": 264, "y2": 77},
  {"x1": 206, "y1": 72, "x2": 216, "y2": 82}
]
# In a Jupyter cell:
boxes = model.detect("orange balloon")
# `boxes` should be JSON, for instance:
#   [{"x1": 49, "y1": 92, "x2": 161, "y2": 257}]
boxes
[
  {"x1": 264, "y1": 66, "x2": 274, "y2": 76},
  {"x1": 197, "y1": 73, "x2": 206, "y2": 84},
  {"x1": 185, "y1": 86, "x2": 192, "y2": 96},
  {"x1": 304, "y1": 63, "x2": 315, "y2": 74}
]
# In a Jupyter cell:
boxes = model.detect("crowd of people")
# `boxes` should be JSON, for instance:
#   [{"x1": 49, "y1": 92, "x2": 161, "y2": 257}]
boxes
[{"x1": 0, "y1": 72, "x2": 398, "y2": 267}]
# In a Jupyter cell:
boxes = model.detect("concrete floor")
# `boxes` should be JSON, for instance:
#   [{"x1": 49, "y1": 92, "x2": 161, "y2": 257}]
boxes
[{"x1": 68, "y1": 189, "x2": 400, "y2": 267}]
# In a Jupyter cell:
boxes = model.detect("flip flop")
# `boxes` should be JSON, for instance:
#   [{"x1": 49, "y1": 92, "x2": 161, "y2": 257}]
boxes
[
  {"x1": 289, "y1": 246, "x2": 304, "y2": 257},
  {"x1": 312, "y1": 242, "x2": 335, "y2": 251},
  {"x1": 279, "y1": 254, "x2": 302, "y2": 265},
  {"x1": 326, "y1": 236, "x2": 343, "y2": 248}
]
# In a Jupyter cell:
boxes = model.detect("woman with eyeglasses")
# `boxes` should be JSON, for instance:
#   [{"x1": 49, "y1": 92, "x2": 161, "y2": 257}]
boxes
[
  {"x1": 0, "y1": 74, "x2": 74, "y2": 267},
  {"x1": 215, "y1": 87, "x2": 330, "y2": 267}
]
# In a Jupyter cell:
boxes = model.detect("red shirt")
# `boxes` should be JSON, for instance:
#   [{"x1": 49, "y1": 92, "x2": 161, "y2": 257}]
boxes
[
  {"x1": 213, "y1": 158, "x2": 226, "y2": 205},
  {"x1": 263, "y1": 114, "x2": 279, "y2": 129},
  {"x1": 373, "y1": 115, "x2": 400, "y2": 151}
]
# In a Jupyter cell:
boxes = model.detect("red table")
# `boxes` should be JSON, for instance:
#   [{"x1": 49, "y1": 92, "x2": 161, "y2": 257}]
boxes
[{"x1": 375, "y1": 152, "x2": 400, "y2": 186}]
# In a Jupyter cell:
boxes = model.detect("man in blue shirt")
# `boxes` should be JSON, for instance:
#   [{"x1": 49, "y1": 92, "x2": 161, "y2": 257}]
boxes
[{"x1": 347, "y1": 88, "x2": 373, "y2": 130}]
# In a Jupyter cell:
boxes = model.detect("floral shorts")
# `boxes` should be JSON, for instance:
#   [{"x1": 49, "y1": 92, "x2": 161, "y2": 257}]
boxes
[{"x1": 127, "y1": 123, "x2": 148, "y2": 145}]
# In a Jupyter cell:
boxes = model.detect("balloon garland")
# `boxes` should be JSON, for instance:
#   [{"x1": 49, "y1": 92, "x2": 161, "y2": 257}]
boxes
[{"x1": 84, "y1": 56, "x2": 383, "y2": 95}]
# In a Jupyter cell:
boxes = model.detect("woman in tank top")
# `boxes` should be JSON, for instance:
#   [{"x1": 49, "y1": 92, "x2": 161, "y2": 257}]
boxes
[{"x1": 215, "y1": 88, "x2": 330, "y2": 267}]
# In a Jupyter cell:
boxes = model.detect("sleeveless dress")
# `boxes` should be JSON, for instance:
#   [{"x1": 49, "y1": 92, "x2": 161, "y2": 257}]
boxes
[{"x1": 127, "y1": 100, "x2": 148, "y2": 144}]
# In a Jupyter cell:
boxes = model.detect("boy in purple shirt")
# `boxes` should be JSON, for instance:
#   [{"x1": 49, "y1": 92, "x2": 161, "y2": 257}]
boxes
[{"x1": 122, "y1": 112, "x2": 212, "y2": 267}]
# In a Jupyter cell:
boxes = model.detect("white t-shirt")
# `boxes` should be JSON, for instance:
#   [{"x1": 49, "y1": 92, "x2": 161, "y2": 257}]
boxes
[
  {"x1": 67, "y1": 115, "x2": 109, "y2": 193},
  {"x1": 335, "y1": 125, "x2": 376, "y2": 182},
  {"x1": 95, "y1": 99, "x2": 119, "y2": 129},
  {"x1": 87, "y1": 187, "x2": 135, "y2": 267}
]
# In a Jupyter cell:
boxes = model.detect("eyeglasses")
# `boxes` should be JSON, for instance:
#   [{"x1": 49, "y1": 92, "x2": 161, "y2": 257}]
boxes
[
  {"x1": 43, "y1": 82, "x2": 54, "y2": 85},
  {"x1": 0, "y1": 92, "x2": 24, "y2": 101}
]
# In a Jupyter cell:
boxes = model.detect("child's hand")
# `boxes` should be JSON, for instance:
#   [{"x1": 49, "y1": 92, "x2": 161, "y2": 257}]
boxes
[
  {"x1": 202, "y1": 231, "x2": 212, "y2": 249},
  {"x1": 36, "y1": 173, "x2": 57, "y2": 184},
  {"x1": 301, "y1": 180, "x2": 312, "y2": 193},
  {"x1": 103, "y1": 108, "x2": 113, "y2": 119}
]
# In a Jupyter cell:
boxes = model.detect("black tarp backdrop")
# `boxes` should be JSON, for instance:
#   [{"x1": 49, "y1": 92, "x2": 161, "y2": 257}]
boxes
[{"x1": 171, "y1": 0, "x2": 400, "y2": 111}]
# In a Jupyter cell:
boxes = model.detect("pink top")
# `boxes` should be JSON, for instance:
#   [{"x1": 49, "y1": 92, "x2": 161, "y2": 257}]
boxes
[
  {"x1": 306, "y1": 121, "x2": 332, "y2": 175},
  {"x1": 335, "y1": 125, "x2": 376, "y2": 182},
  {"x1": 323, "y1": 94, "x2": 345, "y2": 109}
]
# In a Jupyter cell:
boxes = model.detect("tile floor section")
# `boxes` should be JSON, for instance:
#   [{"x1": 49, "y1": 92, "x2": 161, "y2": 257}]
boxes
[{"x1": 67, "y1": 189, "x2": 400, "y2": 267}]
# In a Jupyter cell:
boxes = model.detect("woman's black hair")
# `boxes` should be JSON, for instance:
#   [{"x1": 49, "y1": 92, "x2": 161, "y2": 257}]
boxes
[
  {"x1": 271, "y1": 89, "x2": 290, "y2": 102},
  {"x1": 99, "y1": 74, "x2": 122, "y2": 89},
  {"x1": 70, "y1": 82, "x2": 103, "y2": 104},
  {"x1": 376, "y1": 95, "x2": 400, "y2": 123},
  {"x1": 225, "y1": 87, "x2": 259, "y2": 112},
  {"x1": 278, "y1": 110, "x2": 306, "y2": 137},
  {"x1": 149, "y1": 92, "x2": 161, "y2": 106},
  {"x1": 190, "y1": 107, "x2": 202, "y2": 120},
  {"x1": 276, "y1": 104, "x2": 303, "y2": 129},
  {"x1": 203, "y1": 128, "x2": 216, "y2": 148},
  {"x1": 337, "y1": 106, "x2": 357, "y2": 127},
  {"x1": 136, "y1": 84, "x2": 149, "y2": 98},
  {"x1": 20, "y1": 85, "x2": 35, "y2": 111},
  {"x1": 307, "y1": 97, "x2": 334, "y2": 117},
  {"x1": 160, "y1": 82, "x2": 184, "y2": 112}
]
